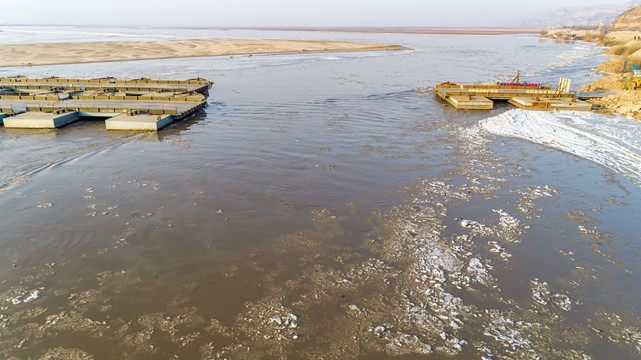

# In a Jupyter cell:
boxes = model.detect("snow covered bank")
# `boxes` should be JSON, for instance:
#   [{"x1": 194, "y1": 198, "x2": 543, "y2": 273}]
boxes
[{"x1": 480, "y1": 109, "x2": 641, "y2": 186}]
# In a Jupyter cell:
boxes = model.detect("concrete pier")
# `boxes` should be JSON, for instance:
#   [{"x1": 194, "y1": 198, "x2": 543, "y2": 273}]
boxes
[
  {"x1": 509, "y1": 97, "x2": 592, "y2": 111},
  {"x1": 446, "y1": 95, "x2": 493, "y2": 110},
  {"x1": 3, "y1": 111, "x2": 80, "y2": 129},
  {"x1": 105, "y1": 113, "x2": 175, "y2": 131},
  {"x1": 0, "y1": 77, "x2": 212, "y2": 94},
  {"x1": 0, "y1": 76, "x2": 212, "y2": 131},
  {"x1": 434, "y1": 81, "x2": 593, "y2": 111}
]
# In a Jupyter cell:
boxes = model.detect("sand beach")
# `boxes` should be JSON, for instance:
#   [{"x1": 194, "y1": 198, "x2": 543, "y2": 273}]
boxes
[{"x1": 0, "y1": 38, "x2": 408, "y2": 67}]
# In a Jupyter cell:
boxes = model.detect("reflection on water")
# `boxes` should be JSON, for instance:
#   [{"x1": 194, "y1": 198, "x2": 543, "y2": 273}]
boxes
[{"x1": 1, "y1": 28, "x2": 641, "y2": 359}]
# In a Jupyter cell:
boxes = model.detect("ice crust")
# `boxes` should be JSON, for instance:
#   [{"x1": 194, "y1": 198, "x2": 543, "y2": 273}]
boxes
[{"x1": 480, "y1": 109, "x2": 641, "y2": 186}]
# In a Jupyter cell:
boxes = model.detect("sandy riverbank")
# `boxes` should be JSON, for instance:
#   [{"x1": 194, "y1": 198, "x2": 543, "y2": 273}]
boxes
[{"x1": 0, "y1": 38, "x2": 408, "y2": 67}]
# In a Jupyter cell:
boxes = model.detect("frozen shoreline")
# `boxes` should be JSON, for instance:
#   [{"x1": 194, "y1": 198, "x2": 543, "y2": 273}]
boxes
[{"x1": 480, "y1": 109, "x2": 641, "y2": 186}]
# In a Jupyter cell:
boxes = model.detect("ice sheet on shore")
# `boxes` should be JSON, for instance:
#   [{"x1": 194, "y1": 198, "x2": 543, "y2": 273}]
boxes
[{"x1": 480, "y1": 109, "x2": 641, "y2": 186}]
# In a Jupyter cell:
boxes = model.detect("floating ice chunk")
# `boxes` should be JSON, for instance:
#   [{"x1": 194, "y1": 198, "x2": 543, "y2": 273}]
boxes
[
  {"x1": 553, "y1": 294, "x2": 573, "y2": 311},
  {"x1": 23, "y1": 290, "x2": 41, "y2": 303},
  {"x1": 46, "y1": 312, "x2": 65, "y2": 325},
  {"x1": 269, "y1": 316, "x2": 283, "y2": 326},
  {"x1": 483, "y1": 315, "x2": 539, "y2": 352},
  {"x1": 458, "y1": 219, "x2": 486, "y2": 231},
  {"x1": 492, "y1": 209, "x2": 522, "y2": 243},
  {"x1": 385, "y1": 332, "x2": 432, "y2": 355},
  {"x1": 241, "y1": 300, "x2": 300, "y2": 342},
  {"x1": 460, "y1": 219, "x2": 473, "y2": 228},
  {"x1": 8, "y1": 289, "x2": 42, "y2": 304},
  {"x1": 468, "y1": 258, "x2": 483, "y2": 271},
  {"x1": 467, "y1": 258, "x2": 493, "y2": 286},
  {"x1": 268, "y1": 313, "x2": 298, "y2": 329},
  {"x1": 457, "y1": 218, "x2": 494, "y2": 237},
  {"x1": 488, "y1": 241, "x2": 511, "y2": 260},
  {"x1": 373, "y1": 325, "x2": 387, "y2": 337},
  {"x1": 530, "y1": 279, "x2": 551, "y2": 305}
]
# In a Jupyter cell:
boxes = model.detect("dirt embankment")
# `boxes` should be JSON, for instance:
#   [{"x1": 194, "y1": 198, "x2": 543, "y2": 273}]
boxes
[
  {"x1": 550, "y1": 6, "x2": 641, "y2": 118},
  {"x1": 539, "y1": 5, "x2": 641, "y2": 119},
  {"x1": 594, "y1": 33, "x2": 641, "y2": 75},
  {"x1": 539, "y1": 29, "x2": 605, "y2": 42},
  {"x1": 584, "y1": 33, "x2": 641, "y2": 119},
  {"x1": 579, "y1": 37, "x2": 641, "y2": 92},
  {"x1": 591, "y1": 90, "x2": 641, "y2": 118},
  {"x1": 581, "y1": 29, "x2": 641, "y2": 119},
  {"x1": 542, "y1": 26, "x2": 641, "y2": 119}
]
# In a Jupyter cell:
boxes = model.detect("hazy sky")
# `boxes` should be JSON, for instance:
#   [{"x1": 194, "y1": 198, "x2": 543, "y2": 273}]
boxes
[{"x1": 2, "y1": 0, "x2": 632, "y2": 27}]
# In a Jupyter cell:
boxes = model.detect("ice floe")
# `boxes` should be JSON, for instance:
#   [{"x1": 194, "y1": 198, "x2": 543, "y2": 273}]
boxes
[
  {"x1": 384, "y1": 332, "x2": 433, "y2": 355},
  {"x1": 531, "y1": 278, "x2": 574, "y2": 311},
  {"x1": 483, "y1": 312, "x2": 543, "y2": 358}
]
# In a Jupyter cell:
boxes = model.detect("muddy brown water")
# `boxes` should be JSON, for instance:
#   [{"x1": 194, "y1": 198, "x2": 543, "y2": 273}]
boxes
[{"x1": 1, "y1": 29, "x2": 640, "y2": 359}]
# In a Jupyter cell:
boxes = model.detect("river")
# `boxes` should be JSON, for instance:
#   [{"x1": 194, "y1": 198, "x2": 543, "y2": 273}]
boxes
[{"x1": 0, "y1": 26, "x2": 639, "y2": 359}]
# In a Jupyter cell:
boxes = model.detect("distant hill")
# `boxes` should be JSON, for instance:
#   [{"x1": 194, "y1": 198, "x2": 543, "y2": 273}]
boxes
[
  {"x1": 611, "y1": 6, "x2": 641, "y2": 30},
  {"x1": 510, "y1": 2, "x2": 641, "y2": 28}
]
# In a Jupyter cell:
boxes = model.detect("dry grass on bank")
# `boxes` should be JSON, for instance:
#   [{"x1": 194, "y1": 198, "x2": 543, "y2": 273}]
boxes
[
  {"x1": 594, "y1": 39, "x2": 641, "y2": 74},
  {"x1": 604, "y1": 40, "x2": 641, "y2": 56},
  {"x1": 581, "y1": 74, "x2": 626, "y2": 91},
  {"x1": 599, "y1": 31, "x2": 640, "y2": 46}
]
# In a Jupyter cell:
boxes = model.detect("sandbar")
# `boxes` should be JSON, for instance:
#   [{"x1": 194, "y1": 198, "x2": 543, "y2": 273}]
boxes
[
  {"x1": 187, "y1": 27, "x2": 542, "y2": 35},
  {"x1": 0, "y1": 38, "x2": 408, "y2": 67}
]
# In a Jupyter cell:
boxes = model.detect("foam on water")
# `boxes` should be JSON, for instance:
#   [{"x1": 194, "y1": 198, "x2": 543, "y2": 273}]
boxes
[{"x1": 480, "y1": 109, "x2": 641, "y2": 187}]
